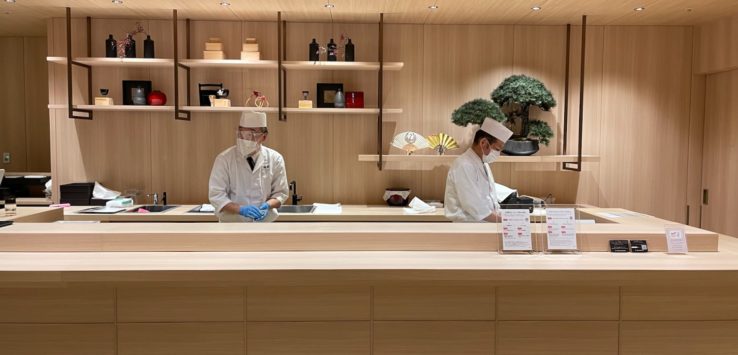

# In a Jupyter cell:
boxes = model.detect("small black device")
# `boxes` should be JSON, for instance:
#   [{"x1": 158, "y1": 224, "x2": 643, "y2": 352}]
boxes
[
  {"x1": 630, "y1": 240, "x2": 648, "y2": 253},
  {"x1": 609, "y1": 240, "x2": 630, "y2": 253},
  {"x1": 0, "y1": 221, "x2": 13, "y2": 228}
]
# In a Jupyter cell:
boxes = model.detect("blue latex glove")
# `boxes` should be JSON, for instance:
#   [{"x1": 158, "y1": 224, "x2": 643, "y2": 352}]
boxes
[
  {"x1": 239, "y1": 205, "x2": 265, "y2": 220},
  {"x1": 259, "y1": 202, "x2": 270, "y2": 211}
]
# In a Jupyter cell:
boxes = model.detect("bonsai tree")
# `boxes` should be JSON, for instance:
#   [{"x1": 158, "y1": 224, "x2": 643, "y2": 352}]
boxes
[
  {"x1": 490, "y1": 75, "x2": 555, "y2": 145},
  {"x1": 451, "y1": 98, "x2": 506, "y2": 127}
]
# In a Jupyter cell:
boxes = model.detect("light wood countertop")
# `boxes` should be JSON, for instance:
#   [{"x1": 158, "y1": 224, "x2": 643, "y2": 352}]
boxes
[
  {"x1": 63, "y1": 204, "x2": 450, "y2": 222},
  {"x1": 0, "y1": 207, "x2": 63, "y2": 223}
]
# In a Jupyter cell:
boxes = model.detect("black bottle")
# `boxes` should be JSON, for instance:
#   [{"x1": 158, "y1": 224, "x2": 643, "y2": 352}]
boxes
[
  {"x1": 105, "y1": 34, "x2": 117, "y2": 58},
  {"x1": 327, "y1": 38, "x2": 337, "y2": 61},
  {"x1": 125, "y1": 34, "x2": 136, "y2": 58},
  {"x1": 309, "y1": 38, "x2": 319, "y2": 61},
  {"x1": 344, "y1": 38, "x2": 355, "y2": 61},
  {"x1": 144, "y1": 35, "x2": 155, "y2": 58}
]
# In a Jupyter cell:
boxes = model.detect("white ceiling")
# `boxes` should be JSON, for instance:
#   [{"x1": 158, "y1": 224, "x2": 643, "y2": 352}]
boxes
[{"x1": 2, "y1": 0, "x2": 738, "y2": 36}]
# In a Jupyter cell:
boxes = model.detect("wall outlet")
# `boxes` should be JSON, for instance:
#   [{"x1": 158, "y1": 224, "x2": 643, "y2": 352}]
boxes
[{"x1": 2, "y1": 152, "x2": 9, "y2": 164}]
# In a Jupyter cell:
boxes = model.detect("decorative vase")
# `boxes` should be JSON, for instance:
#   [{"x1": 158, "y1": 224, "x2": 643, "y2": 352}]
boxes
[
  {"x1": 327, "y1": 38, "x2": 337, "y2": 61},
  {"x1": 333, "y1": 88, "x2": 345, "y2": 108},
  {"x1": 502, "y1": 139, "x2": 540, "y2": 156},
  {"x1": 309, "y1": 38, "x2": 319, "y2": 61},
  {"x1": 143, "y1": 35, "x2": 155, "y2": 58},
  {"x1": 147, "y1": 90, "x2": 166, "y2": 105},
  {"x1": 344, "y1": 38, "x2": 355, "y2": 61},
  {"x1": 105, "y1": 34, "x2": 117, "y2": 58},
  {"x1": 131, "y1": 87, "x2": 147, "y2": 105}
]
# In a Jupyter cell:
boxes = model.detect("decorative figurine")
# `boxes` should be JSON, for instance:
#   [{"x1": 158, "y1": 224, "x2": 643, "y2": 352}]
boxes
[{"x1": 246, "y1": 91, "x2": 269, "y2": 107}]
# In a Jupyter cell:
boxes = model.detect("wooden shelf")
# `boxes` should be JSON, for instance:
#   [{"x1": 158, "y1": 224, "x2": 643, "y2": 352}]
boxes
[
  {"x1": 282, "y1": 61, "x2": 403, "y2": 71},
  {"x1": 358, "y1": 154, "x2": 601, "y2": 164},
  {"x1": 182, "y1": 106, "x2": 278, "y2": 113},
  {"x1": 48, "y1": 104, "x2": 174, "y2": 112},
  {"x1": 47, "y1": 56, "x2": 173, "y2": 67},
  {"x1": 283, "y1": 108, "x2": 402, "y2": 114},
  {"x1": 179, "y1": 59, "x2": 278, "y2": 69}
]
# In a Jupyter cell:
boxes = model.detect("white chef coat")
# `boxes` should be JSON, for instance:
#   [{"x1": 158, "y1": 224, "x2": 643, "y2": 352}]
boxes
[
  {"x1": 208, "y1": 145, "x2": 289, "y2": 222},
  {"x1": 444, "y1": 148, "x2": 499, "y2": 222}
]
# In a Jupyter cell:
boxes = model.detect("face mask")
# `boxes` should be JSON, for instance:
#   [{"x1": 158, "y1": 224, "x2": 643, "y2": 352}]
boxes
[
  {"x1": 237, "y1": 138, "x2": 260, "y2": 156},
  {"x1": 483, "y1": 148, "x2": 500, "y2": 163}
]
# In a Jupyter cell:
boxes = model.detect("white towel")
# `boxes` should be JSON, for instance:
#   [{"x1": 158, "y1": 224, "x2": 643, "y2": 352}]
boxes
[
  {"x1": 92, "y1": 181, "x2": 121, "y2": 199},
  {"x1": 313, "y1": 203, "x2": 342, "y2": 214},
  {"x1": 199, "y1": 204, "x2": 215, "y2": 212},
  {"x1": 403, "y1": 197, "x2": 436, "y2": 214}
]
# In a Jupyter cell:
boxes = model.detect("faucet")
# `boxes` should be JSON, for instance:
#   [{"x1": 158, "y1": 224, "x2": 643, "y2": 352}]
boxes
[
  {"x1": 147, "y1": 192, "x2": 167, "y2": 205},
  {"x1": 289, "y1": 181, "x2": 302, "y2": 205}
]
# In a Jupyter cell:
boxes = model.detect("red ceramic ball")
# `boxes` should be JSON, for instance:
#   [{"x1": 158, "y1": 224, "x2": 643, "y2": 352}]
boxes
[{"x1": 147, "y1": 90, "x2": 167, "y2": 106}]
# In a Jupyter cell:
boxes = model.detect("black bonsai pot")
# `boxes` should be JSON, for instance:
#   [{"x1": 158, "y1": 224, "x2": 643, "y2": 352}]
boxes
[{"x1": 502, "y1": 138, "x2": 539, "y2": 156}]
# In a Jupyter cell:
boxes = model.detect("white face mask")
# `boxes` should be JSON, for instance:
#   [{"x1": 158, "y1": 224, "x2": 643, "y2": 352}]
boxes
[
  {"x1": 237, "y1": 138, "x2": 260, "y2": 156},
  {"x1": 483, "y1": 148, "x2": 500, "y2": 163}
]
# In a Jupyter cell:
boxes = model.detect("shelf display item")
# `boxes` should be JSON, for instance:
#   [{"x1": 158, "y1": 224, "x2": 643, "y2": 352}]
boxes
[
  {"x1": 147, "y1": 90, "x2": 166, "y2": 106},
  {"x1": 198, "y1": 83, "x2": 223, "y2": 106},
  {"x1": 392, "y1": 131, "x2": 429, "y2": 155},
  {"x1": 327, "y1": 38, "x2": 337, "y2": 61},
  {"x1": 298, "y1": 91, "x2": 313, "y2": 109},
  {"x1": 143, "y1": 35, "x2": 155, "y2": 58},
  {"x1": 94, "y1": 88, "x2": 114, "y2": 106},
  {"x1": 384, "y1": 188, "x2": 411, "y2": 206},
  {"x1": 116, "y1": 23, "x2": 146, "y2": 58},
  {"x1": 245, "y1": 91, "x2": 269, "y2": 107},
  {"x1": 124, "y1": 34, "x2": 136, "y2": 58},
  {"x1": 203, "y1": 38, "x2": 225, "y2": 60},
  {"x1": 211, "y1": 88, "x2": 230, "y2": 107},
  {"x1": 105, "y1": 35, "x2": 117, "y2": 58},
  {"x1": 309, "y1": 38, "x2": 320, "y2": 61},
  {"x1": 316, "y1": 83, "x2": 343, "y2": 107},
  {"x1": 240, "y1": 38, "x2": 260, "y2": 61},
  {"x1": 426, "y1": 133, "x2": 459, "y2": 155},
  {"x1": 345, "y1": 91, "x2": 364, "y2": 108},
  {"x1": 344, "y1": 38, "x2": 355, "y2": 61},
  {"x1": 334, "y1": 88, "x2": 345, "y2": 108},
  {"x1": 123, "y1": 80, "x2": 151, "y2": 105}
]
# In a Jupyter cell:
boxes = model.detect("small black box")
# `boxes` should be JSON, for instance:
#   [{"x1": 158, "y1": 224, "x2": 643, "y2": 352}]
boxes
[
  {"x1": 609, "y1": 240, "x2": 630, "y2": 252},
  {"x1": 630, "y1": 240, "x2": 648, "y2": 253},
  {"x1": 60, "y1": 182, "x2": 95, "y2": 205}
]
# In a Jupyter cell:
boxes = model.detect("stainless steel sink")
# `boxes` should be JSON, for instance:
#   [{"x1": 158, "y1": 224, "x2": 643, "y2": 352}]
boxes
[
  {"x1": 277, "y1": 205, "x2": 315, "y2": 213},
  {"x1": 128, "y1": 205, "x2": 178, "y2": 213}
]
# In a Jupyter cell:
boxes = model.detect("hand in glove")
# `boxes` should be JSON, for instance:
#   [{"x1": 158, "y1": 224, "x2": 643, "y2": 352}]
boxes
[{"x1": 239, "y1": 205, "x2": 266, "y2": 221}]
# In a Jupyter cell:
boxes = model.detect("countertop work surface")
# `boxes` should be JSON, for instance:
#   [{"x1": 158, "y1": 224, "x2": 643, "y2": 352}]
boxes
[{"x1": 63, "y1": 204, "x2": 449, "y2": 222}]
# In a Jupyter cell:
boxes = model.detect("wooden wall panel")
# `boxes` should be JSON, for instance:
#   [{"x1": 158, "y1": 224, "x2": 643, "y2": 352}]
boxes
[
  {"x1": 118, "y1": 323, "x2": 244, "y2": 355},
  {"x1": 247, "y1": 286, "x2": 369, "y2": 321},
  {"x1": 0, "y1": 37, "x2": 29, "y2": 172},
  {"x1": 695, "y1": 13, "x2": 738, "y2": 74},
  {"x1": 497, "y1": 286, "x2": 619, "y2": 321},
  {"x1": 620, "y1": 321, "x2": 738, "y2": 355},
  {"x1": 373, "y1": 285, "x2": 494, "y2": 320},
  {"x1": 700, "y1": 69, "x2": 738, "y2": 236},
  {"x1": 0, "y1": 288, "x2": 114, "y2": 323},
  {"x1": 686, "y1": 73, "x2": 706, "y2": 227},
  {"x1": 496, "y1": 321, "x2": 618, "y2": 355},
  {"x1": 374, "y1": 321, "x2": 494, "y2": 355},
  {"x1": 598, "y1": 26, "x2": 693, "y2": 222},
  {"x1": 0, "y1": 324, "x2": 115, "y2": 355},
  {"x1": 23, "y1": 37, "x2": 50, "y2": 172},
  {"x1": 246, "y1": 321, "x2": 370, "y2": 355},
  {"x1": 117, "y1": 287, "x2": 244, "y2": 322}
]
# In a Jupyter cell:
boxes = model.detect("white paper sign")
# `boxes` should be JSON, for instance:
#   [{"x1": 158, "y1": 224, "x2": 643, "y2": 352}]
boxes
[
  {"x1": 665, "y1": 227, "x2": 688, "y2": 254},
  {"x1": 546, "y1": 208, "x2": 578, "y2": 250},
  {"x1": 500, "y1": 209, "x2": 533, "y2": 251}
]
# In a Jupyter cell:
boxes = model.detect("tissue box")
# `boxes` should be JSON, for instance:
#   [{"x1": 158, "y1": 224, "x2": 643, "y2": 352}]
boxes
[
  {"x1": 241, "y1": 51, "x2": 260, "y2": 61},
  {"x1": 205, "y1": 42, "x2": 223, "y2": 51},
  {"x1": 94, "y1": 97, "x2": 114, "y2": 105},
  {"x1": 203, "y1": 51, "x2": 225, "y2": 60}
]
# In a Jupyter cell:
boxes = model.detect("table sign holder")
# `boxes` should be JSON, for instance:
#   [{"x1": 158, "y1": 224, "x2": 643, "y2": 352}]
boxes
[
  {"x1": 665, "y1": 225, "x2": 688, "y2": 254},
  {"x1": 543, "y1": 207, "x2": 580, "y2": 254},
  {"x1": 498, "y1": 208, "x2": 536, "y2": 254}
]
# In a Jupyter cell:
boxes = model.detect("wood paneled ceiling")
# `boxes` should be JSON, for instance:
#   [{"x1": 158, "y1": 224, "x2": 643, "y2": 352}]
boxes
[{"x1": 2, "y1": 0, "x2": 738, "y2": 36}]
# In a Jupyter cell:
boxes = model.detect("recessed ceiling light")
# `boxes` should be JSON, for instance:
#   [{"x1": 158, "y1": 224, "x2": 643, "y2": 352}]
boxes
[
  {"x1": 531, "y1": 6, "x2": 542, "y2": 11},
  {"x1": 111, "y1": 0, "x2": 123, "y2": 4},
  {"x1": 428, "y1": 5, "x2": 439, "y2": 10},
  {"x1": 219, "y1": 0, "x2": 230, "y2": 6},
  {"x1": 5, "y1": 0, "x2": 16, "y2": 4},
  {"x1": 324, "y1": 3, "x2": 335, "y2": 8},
  {"x1": 634, "y1": 7, "x2": 645, "y2": 11}
]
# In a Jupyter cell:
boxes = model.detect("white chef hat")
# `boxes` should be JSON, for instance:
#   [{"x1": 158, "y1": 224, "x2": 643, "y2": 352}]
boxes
[
  {"x1": 480, "y1": 118, "x2": 513, "y2": 143},
  {"x1": 239, "y1": 111, "x2": 267, "y2": 128}
]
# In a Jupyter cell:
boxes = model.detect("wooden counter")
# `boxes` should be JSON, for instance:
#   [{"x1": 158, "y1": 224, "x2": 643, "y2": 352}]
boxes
[
  {"x1": 0, "y1": 207, "x2": 63, "y2": 223},
  {"x1": 64, "y1": 204, "x2": 450, "y2": 222}
]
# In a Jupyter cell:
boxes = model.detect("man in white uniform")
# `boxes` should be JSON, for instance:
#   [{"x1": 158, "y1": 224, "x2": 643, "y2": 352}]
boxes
[
  {"x1": 208, "y1": 112, "x2": 289, "y2": 222},
  {"x1": 444, "y1": 118, "x2": 513, "y2": 222}
]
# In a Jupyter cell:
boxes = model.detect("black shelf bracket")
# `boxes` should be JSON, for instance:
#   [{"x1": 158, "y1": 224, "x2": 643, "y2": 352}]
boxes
[
  {"x1": 562, "y1": 15, "x2": 587, "y2": 172},
  {"x1": 278, "y1": 12, "x2": 287, "y2": 121},
  {"x1": 65, "y1": 7, "x2": 93, "y2": 120},
  {"x1": 173, "y1": 9, "x2": 191, "y2": 121},
  {"x1": 377, "y1": 13, "x2": 384, "y2": 171}
]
